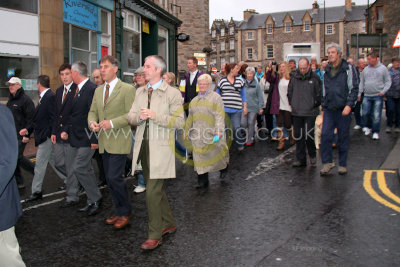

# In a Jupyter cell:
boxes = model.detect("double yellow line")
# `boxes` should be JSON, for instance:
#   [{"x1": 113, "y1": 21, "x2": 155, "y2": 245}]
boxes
[{"x1": 363, "y1": 170, "x2": 400, "y2": 212}]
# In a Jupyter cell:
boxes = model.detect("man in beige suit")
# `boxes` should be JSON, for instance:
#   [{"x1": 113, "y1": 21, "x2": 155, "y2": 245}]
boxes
[
  {"x1": 88, "y1": 55, "x2": 136, "y2": 229},
  {"x1": 128, "y1": 55, "x2": 184, "y2": 250}
]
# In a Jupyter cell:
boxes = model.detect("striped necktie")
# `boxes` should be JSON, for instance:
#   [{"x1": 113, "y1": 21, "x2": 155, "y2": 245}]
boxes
[
  {"x1": 62, "y1": 86, "x2": 68, "y2": 104},
  {"x1": 148, "y1": 87, "x2": 153, "y2": 108},
  {"x1": 74, "y1": 88, "x2": 79, "y2": 98},
  {"x1": 104, "y1": 84, "x2": 110, "y2": 106}
]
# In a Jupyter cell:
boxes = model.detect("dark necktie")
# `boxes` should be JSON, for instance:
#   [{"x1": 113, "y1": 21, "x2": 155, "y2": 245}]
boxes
[
  {"x1": 74, "y1": 88, "x2": 79, "y2": 98},
  {"x1": 104, "y1": 84, "x2": 110, "y2": 106},
  {"x1": 148, "y1": 87, "x2": 153, "y2": 108},
  {"x1": 62, "y1": 87, "x2": 68, "y2": 104}
]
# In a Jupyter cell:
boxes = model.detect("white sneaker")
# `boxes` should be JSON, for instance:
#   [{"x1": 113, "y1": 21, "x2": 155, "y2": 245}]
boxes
[
  {"x1": 134, "y1": 185, "x2": 146, "y2": 193},
  {"x1": 372, "y1": 133, "x2": 379, "y2": 140},
  {"x1": 353, "y1": 125, "x2": 361, "y2": 130},
  {"x1": 363, "y1": 127, "x2": 371, "y2": 136}
]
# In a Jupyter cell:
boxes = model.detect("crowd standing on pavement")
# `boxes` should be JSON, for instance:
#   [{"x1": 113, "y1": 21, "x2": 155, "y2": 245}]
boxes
[{"x1": 2, "y1": 37, "x2": 400, "y2": 261}]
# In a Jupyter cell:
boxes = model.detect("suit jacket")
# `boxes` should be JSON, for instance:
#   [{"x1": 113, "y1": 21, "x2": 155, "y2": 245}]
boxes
[
  {"x1": 128, "y1": 81, "x2": 184, "y2": 179},
  {"x1": 88, "y1": 79, "x2": 136, "y2": 154},
  {"x1": 26, "y1": 89, "x2": 56, "y2": 146},
  {"x1": 0, "y1": 105, "x2": 22, "y2": 231},
  {"x1": 68, "y1": 79, "x2": 97, "y2": 148},
  {"x1": 52, "y1": 83, "x2": 77, "y2": 142}
]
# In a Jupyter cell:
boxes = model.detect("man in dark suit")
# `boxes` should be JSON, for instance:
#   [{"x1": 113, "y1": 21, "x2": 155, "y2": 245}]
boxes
[
  {"x1": 51, "y1": 63, "x2": 77, "y2": 191},
  {"x1": 0, "y1": 105, "x2": 25, "y2": 266},
  {"x1": 21, "y1": 75, "x2": 66, "y2": 202},
  {"x1": 179, "y1": 56, "x2": 203, "y2": 115},
  {"x1": 61, "y1": 61, "x2": 102, "y2": 215}
]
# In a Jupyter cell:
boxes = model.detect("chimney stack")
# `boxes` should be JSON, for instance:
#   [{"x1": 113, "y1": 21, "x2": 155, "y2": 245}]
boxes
[
  {"x1": 312, "y1": 1, "x2": 319, "y2": 14},
  {"x1": 243, "y1": 9, "x2": 257, "y2": 21},
  {"x1": 345, "y1": 0, "x2": 352, "y2": 11}
]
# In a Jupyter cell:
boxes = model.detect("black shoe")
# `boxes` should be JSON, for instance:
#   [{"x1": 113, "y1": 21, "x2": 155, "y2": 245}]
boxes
[
  {"x1": 58, "y1": 184, "x2": 66, "y2": 190},
  {"x1": 60, "y1": 200, "x2": 79, "y2": 208},
  {"x1": 87, "y1": 200, "x2": 102, "y2": 216},
  {"x1": 220, "y1": 168, "x2": 228, "y2": 179},
  {"x1": 98, "y1": 181, "x2": 107, "y2": 187},
  {"x1": 26, "y1": 192, "x2": 42, "y2": 202},
  {"x1": 292, "y1": 161, "x2": 307, "y2": 167},
  {"x1": 195, "y1": 182, "x2": 209, "y2": 189},
  {"x1": 78, "y1": 203, "x2": 92, "y2": 212}
]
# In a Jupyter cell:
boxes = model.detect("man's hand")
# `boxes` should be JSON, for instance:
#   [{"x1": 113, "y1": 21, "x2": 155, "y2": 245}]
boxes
[
  {"x1": 99, "y1": 120, "x2": 112, "y2": 130},
  {"x1": 357, "y1": 96, "x2": 361, "y2": 102},
  {"x1": 259, "y1": 109, "x2": 264, "y2": 115},
  {"x1": 90, "y1": 121, "x2": 100, "y2": 132},
  {"x1": 140, "y1": 108, "x2": 156, "y2": 120},
  {"x1": 377, "y1": 92, "x2": 384, "y2": 96},
  {"x1": 91, "y1": 144, "x2": 99, "y2": 150},
  {"x1": 19, "y1": 128, "x2": 28, "y2": 136},
  {"x1": 51, "y1": 134, "x2": 56, "y2": 144},
  {"x1": 342, "y1": 105, "x2": 352, "y2": 116},
  {"x1": 61, "y1": 132, "x2": 68, "y2": 140},
  {"x1": 22, "y1": 137, "x2": 30, "y2": 143}
]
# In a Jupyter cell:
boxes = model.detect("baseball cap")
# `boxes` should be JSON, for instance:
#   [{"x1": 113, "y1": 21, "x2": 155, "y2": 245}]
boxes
[{"x1": 6, "y1": 77, "x2": 22, "y2": 85}]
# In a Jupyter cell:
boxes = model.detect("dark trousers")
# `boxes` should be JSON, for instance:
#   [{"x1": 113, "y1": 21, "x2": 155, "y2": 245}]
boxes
[
  {"x1": 102, "y1": 151, "x2": 131, "y2": 216},
  {"x1": 292, "y1": 116, "x2": 317, "y2": 163},
  {"x1": 353, "y1": 99, "x2": 362, "y2": 126},
  {"x1": 321, "y1": 109, "x2": 352, "y2": 167},
  {"x1": 14, "y1": 139, "x2": 35, "y2": 185},
  {"x1": 93, "y1": 149, "x2": 106, "y2": 183},
  {"x1": 386, "y1": 97, "x2": 400, "y2": 128}
]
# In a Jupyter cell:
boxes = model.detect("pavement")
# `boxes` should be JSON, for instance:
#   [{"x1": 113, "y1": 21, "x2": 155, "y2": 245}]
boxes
[{"x1": 15, "y1": 121, "x2": 400, "y2": 266}]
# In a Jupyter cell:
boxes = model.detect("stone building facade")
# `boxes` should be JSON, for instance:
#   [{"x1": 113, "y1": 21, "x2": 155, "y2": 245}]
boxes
[
  {"x1": 152, "y1": 0, "x2": 210, "y2": 76},
  {"x1": 210, "y1": 0, "x2": 367, "y2": 68},
  {"x1": 367, "y1": 0, "x2": 400, "y2": 64}
]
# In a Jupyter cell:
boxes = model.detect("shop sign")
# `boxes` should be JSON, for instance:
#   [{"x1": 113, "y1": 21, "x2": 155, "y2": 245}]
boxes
[
  {"x1": 63, "y1": 0, "x2": 98, "y2": 31},
  {"x1": 142, "y1": 20, "x2": 150, "y2": 34}
]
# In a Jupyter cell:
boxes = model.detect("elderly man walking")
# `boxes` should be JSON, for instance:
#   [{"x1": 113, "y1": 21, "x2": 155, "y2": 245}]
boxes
[
  {"x1": 288, "y1": 57, "x2": 322, "y2": 167},
  {"x1": 320, "y1": 43, "x2": 358, "y2": 176},
  {"x1": 128, "y1": 55, "x2": 184, "y2": 250}
]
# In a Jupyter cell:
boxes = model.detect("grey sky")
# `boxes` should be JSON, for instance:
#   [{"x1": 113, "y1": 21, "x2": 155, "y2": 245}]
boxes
[{"x1": 209, "y1": 0, "x2": 374, "y2": 25}]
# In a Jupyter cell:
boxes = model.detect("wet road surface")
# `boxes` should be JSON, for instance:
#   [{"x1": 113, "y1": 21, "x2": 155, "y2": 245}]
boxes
[{"x1": 16, "y1": 125, "x2": 400, "y2": 266}]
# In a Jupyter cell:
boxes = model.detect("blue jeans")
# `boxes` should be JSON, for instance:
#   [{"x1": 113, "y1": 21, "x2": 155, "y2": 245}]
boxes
[
  {"x1": 361, "y1": 95, "x2": 383, "y2": 133},
  {"x1": 226, "y1": 111, "x2": 244, "y2": 148},
  {"x1": 386, "y1": 97, "x2": 400, "y2": 128},
  {"x1": 321, "y1": 109, "x2": 352, "y2": 167},
  {"x1": 137, "y1": 171, "x2": 146, "y2": 187}
]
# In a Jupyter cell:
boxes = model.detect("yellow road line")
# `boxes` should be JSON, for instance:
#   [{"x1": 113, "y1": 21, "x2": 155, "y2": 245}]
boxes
[
  {"x1": 363, "y1": 170, "x2": 400, "y2": 213},
  {"x1": 377, "y1": 170, "x2": 400, "y2": 205}
]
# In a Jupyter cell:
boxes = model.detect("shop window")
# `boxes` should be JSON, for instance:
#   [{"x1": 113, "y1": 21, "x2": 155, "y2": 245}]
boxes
[
  {"x1": 158, "y1": 26, "x2": 168, "y2": 69},
  {"x1": 0, "y1": 0, "x2": 38, "y2": 14},
  {"x1": 64, "y1": 23, "x2": 98, "y2": 74},
  {"x1": 0, "y1": 56, "x2": 39, "y2": 104},
  {"x1": 122, "y1": 10, "x2": 141, "y2": 83}
]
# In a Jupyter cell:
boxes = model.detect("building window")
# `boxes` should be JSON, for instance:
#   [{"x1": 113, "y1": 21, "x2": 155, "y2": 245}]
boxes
[
  {"x1": 158, "y1": 26, "x2": 168, "y2": 70},
  {"x1": 267, "y1": 24, "x2": 273, "y2": 34},
  {"x1": 211, "y1": 43, "x2": 216, "y2": 51},
  {"x1": 377, "y1": 6, "x2": 384, "y2": 22},
  {"x1": 230, "y1": 40, "x2": 234, "y2": 50},
  {"x1": 230, "y1": 26, "x2": 234, "y2": 35},
  {"x1": 212, "y1": 30, "x2": 216, "y2": 38},
  {"x1": 326, "y1": 24, "x2": 334, "y2": 35},
  {"x1": 220, "y1": 57, "x2": 226, "y2": 69},
  {"x1": 230, "y1": 56, "x2": 235, "y2": 63},
  {"x1": 247, "y1": 32, "x2": 253, "y2": 40},
  {"x1": 64, "y1": 23, "x2": 98, "y2": 74},
  {"x1": 247, "y1": 48, "x2": 253, "y2": 60},
  {"x1": 285, "y1": 22, "x2": 291, "y2": 33},
  {"x1": 0, "y1": 56, "x2": 39, "y2": 104},
  {"x1": 362, "y1": 21, "x2": 366, "y2": 33},
  {"x1": 221, "y1": 28, "x2": 225, "y2": 37},
  {"x1": 0, "y1": 0, "x2": 38, "y2": 13},
  {"x1": 304, "y1": 21, "x2": 311, "y2": 31},
  {"x1": 211, "y1": 58, "x2": 216, "y2": 66},
  {"x1": 266, "y1": 45, "x2": 273, "y2": 59},
  {"x1": 220, "y1": 42, "x2": 225, "y2": 51},
  {"x1": 122, "y1": 10, "x2": 141, "y2": 83}
]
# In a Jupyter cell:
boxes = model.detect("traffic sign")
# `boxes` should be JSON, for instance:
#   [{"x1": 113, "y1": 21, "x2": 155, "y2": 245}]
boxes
[{"x1": 393, "y1": 30, "x2": 400, "y2": 48}]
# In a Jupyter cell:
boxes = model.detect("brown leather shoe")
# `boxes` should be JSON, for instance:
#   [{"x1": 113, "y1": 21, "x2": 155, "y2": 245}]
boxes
[
  {"x1": 140, "y1": 239, "x2": 162, "y2": 250},
  {"x1": 105, "y1": 216, "x2": 120, "y2": 225},
  {"x1": 162, "y1": 226, "x2": 177, "y2": 236},
  {"x1": 114, "y1": 216, "x2": 130, "y2": 229}
]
